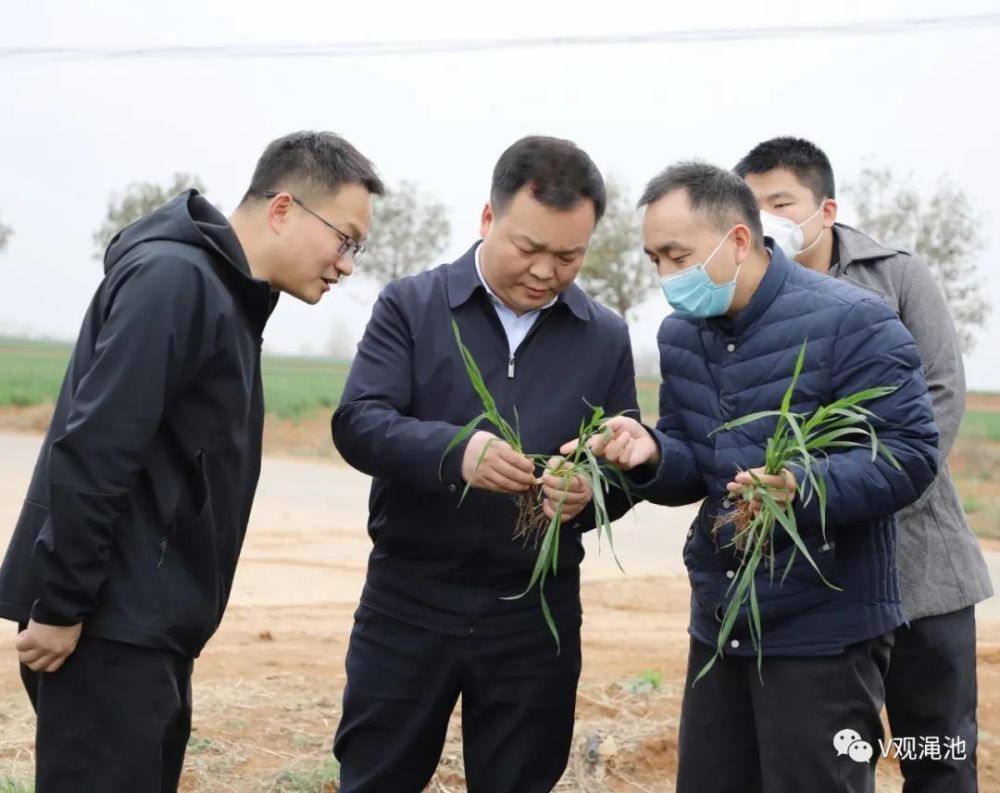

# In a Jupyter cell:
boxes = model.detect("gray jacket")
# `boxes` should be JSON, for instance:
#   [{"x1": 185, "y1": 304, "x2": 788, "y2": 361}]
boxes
[{"x1": 830, "y1": 223, "x2": 992, "y2": 621}]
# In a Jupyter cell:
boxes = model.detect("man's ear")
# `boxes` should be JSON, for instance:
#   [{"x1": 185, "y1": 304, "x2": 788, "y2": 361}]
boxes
[
  {"x1": 732, "y1": 223, "x2": 754, "y2": 262},
  {"x1": 267, "y1": 192, "x2": 294, "y2": 234},
  {"x1": 479, "y1": 201, "x2": 495, "y2": 240},
  {"x1": 821, "y1": 197, "x2": 839, "y2": 228}
]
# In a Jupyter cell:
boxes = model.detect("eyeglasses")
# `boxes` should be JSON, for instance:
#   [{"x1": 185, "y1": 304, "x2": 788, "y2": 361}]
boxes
[{"x1": 262, "y1": 191, "x2": 366, "y2": 264}]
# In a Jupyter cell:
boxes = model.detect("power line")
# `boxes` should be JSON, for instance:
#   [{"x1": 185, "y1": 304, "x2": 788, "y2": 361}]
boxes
[{"x1": 2, "y1": 13, "x2": 998, "y2": 62}]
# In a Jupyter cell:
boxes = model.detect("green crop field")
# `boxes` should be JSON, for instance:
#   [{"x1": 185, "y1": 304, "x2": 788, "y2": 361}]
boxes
[
  {"x1": 0, "y1": 337, "x2": 996, "y2": 437},
  {"x1": 960, "y1": 409, "x2": 1000, "y2": 442},
  {"x1": 0, "y1": 339, "x2": 350, "y2": 421}
]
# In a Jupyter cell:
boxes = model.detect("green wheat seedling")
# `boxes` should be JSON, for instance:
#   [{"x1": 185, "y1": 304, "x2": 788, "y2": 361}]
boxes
[
  {"x1": 441, "y1": 319, "x2": 632, "y2": 652},
  {"x1": 696, "y1": 340, "x2": 901, "y2": 684}
]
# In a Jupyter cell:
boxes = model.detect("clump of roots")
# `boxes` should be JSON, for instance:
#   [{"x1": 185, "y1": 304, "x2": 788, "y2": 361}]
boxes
[
  {"x1": 712, "y1": 497, "x2": 768, "y2": 557},
  {"x1": 512, "y1": 484, "x2": 549, "y2": 549}
]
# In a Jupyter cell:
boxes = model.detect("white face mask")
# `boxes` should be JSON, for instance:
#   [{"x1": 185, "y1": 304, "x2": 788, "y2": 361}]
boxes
[{"x1": 760, "y1": 204, "x2": 826, "y2": 259}]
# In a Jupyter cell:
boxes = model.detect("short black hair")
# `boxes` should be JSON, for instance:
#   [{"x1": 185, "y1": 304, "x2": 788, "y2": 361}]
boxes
[
  {"x1": 241, "y1": 131, "x2": 384, "y2": 205},
  {"x1": 638, "y1": 160, "x2": 765, "y2": 247},
  {"x1": 490, "y1": 136, "x2": 606, "y2": 223},
  {"x1": 734, "y1": 136, "x2": 836, "y2": 202}
]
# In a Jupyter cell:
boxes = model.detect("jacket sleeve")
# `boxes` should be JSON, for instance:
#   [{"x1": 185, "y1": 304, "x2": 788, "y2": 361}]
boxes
[
  {"x1": 626, "y1": 325, "x2": 707, "y2": 507},
  {"x1": 568, "y1": 323, "x2": 643, "y2": 532},
  {"x1": 791, "y1": 298, "x2": 939, "y2": 528},
  {"x1": 332, "y1": 283, "x2": 470, "y2": 492},
  {"x1": 32, "y1": 258, "x2": 209, "y2": 625},
  {"x1": 896, "y1": 254, "x2": 965, "y2": 457}
]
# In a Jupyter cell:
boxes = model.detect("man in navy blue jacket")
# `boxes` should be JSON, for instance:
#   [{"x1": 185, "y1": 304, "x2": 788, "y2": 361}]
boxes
[
  {"x1": 581, "y1": 162, "x2": 938, "y2": 793},
  {"x1": 737, "y1": 136, "x2": 989, "y2": 792},
  {"x1": 331, "y1": 136, "x2": 639, "y2": 792}
]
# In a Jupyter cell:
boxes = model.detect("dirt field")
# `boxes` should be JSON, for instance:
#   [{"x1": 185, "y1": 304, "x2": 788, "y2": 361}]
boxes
[
  {"x1": 967, "y1": 393, "x2": 1000, "y2": 412},
  {"x1": 1, "y1": 419, "x2": 999, "y2": 791}
]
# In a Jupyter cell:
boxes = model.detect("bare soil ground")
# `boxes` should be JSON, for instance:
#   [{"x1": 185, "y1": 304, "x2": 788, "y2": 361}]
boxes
[{"x1": 1, "y1": 400, "x2": 998, "y2": 790}]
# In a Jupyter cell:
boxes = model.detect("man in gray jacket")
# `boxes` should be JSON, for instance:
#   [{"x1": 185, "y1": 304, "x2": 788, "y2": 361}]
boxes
[{"x1": 736, "y1": 136, "x2": 992, "y2": 792}]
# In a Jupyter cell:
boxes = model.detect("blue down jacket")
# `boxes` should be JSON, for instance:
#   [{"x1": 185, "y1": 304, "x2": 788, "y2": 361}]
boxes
[{"x1": 633, "y1": 245, "x2": 938, "y2": 656}]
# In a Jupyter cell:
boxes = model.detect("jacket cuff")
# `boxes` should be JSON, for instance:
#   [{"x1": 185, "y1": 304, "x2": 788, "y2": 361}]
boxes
[
  {"x1": 438, "y1": 433, "x2": 472, "y2": 495},
  {"x1": 30, "y1": 598, "x2": 81, "y2": 627}
]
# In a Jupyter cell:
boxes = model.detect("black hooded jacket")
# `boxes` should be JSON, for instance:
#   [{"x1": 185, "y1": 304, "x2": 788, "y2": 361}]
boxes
[{"x1": 0, "y1": 190, "x2": 276, "y2": 657}]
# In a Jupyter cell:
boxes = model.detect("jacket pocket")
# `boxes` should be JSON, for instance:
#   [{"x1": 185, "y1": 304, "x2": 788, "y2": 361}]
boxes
[
  {"x1": 774, "y1": 525, "x2": 838, "y2": 586},
  {"x1": 157, "y1": 450, "x2": 210, "y2": 568},
  {"x1": 153, "y1": 450, "x2": 220, "y2": 654}
]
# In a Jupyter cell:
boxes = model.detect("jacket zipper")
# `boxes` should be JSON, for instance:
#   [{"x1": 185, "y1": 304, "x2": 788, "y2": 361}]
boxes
[
  {"x1": 506, "y1": 308, "x2": 555, "y2": 381},
  {"x1": 157, "y1": 536, "x2": 168, "y2": 568}
]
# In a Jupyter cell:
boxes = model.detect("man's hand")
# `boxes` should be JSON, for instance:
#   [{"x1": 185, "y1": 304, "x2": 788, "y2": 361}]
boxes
[
  {"x1": 559, "y1": 416, "x2": 661, "y2": 471},
  {"x1": 16, "y1": 620, "x2": 82, "y2": 673},
  {"x1": 540, "y1": 456, "x2": 593, "y2": 521},
  {"x1": 726, "y1": 467, "x2": 798, "y2": 516},
  {"x1": 461, "y1": 431, "x2": 536, "y2": 495}
]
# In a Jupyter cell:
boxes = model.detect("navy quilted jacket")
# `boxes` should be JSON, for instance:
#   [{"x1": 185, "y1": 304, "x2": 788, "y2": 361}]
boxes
[{"x1": 634, "y1": 246, "x2": 939, "y2": 656}]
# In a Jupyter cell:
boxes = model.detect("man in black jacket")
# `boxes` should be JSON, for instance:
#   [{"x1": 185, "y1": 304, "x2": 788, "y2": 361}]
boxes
[
  {"x1": 331, "y1": 136, "x2": 639, "y2": 792},
  {"x1": 0, "y1": 130, "x2": 383, "y2": 792}
]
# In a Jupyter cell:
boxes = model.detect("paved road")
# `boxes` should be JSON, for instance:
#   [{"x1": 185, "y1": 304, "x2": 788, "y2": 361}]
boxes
[{"x1": 1, "y1": 430, "x2": 995, "y2": 619}]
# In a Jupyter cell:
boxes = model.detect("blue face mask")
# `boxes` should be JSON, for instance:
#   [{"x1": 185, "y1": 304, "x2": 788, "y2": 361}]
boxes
[{"x1": 659, "y1": 229, "x2": 739, "y2": 318}]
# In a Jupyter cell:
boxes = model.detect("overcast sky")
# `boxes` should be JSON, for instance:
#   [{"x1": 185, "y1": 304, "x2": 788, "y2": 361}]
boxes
[{"x1": 2, "y1": 0, "x2": 998, "y2": 388}]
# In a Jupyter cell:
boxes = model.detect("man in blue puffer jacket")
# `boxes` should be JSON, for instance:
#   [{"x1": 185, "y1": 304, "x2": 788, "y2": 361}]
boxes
[{"x1": 579, "y1": 162, "x2": 939, "y2": 793}]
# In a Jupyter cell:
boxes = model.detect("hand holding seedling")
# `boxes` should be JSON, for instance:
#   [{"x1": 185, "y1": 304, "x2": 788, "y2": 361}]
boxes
[
  {"x1": 694, "y1": 341, "x2": 901, "y2": 682},
  {"x1": 461, "y1": 430, "x2": 535, "y2": 495},
  {"x1": 446, "y1": 319, "x2": 634, "y2": 650},
  {"x1": 16, "y1": 619, "x2": 82, "y2": 673},
  {"x1": 727, "y1": 467, "x2": 798, "y2": 516},
  {"x1": 560, "y1": 415, "x2": 660, "y2": 471},
  {"x1": 540, "y1": 456, "x2": 593, "y2": 521}
]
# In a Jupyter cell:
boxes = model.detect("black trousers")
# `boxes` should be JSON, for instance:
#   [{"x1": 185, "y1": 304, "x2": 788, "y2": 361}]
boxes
[
  {"x1": 885, "y1": 606, "x2": 979, "y2": 792},
  {"x1": 19, "y1": 629, "x2": 193, "y2": 793},
  {"x1": 676, "y1": 633, "x2": 893, "y2": 793},
  {"x1": 333, "y1": 605, "x2": 582, "y2": 793}
]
